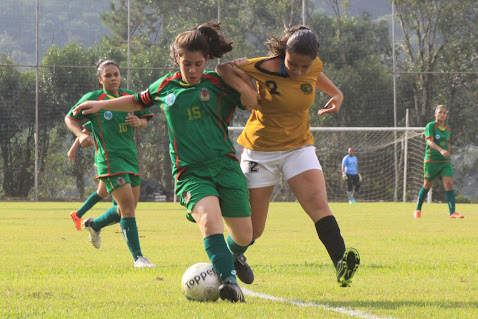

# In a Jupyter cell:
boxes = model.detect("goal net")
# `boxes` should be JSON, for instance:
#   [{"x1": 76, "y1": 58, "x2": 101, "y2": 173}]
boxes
[{"x1": 228, "y1": 127, "x2": 426, "y2": 203}]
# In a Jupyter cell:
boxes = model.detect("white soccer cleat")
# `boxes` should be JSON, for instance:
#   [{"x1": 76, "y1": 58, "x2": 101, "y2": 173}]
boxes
[
  {"x1": 83, "y1": 218, "x2": 101, "y2": 249},
  {"x1": 134, "y1": 256, "x2": 156, "y2": 268}
]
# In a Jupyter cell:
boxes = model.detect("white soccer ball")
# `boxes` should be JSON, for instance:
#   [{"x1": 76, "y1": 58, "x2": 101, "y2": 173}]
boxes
[{"x1": 181, "y1": 262, "x2": 221, "y2": 302}]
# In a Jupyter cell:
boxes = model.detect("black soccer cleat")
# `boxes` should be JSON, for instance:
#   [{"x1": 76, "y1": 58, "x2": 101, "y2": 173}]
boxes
[
  {"x1": 336, "y1": 247, "x2": 360, "y2": 287},
  {"x1": 234, "y1": 254, "x2": 254, "y2": 284},
  {"x1": 218, "y1": 280, "x2": 245, "y2": 303}
]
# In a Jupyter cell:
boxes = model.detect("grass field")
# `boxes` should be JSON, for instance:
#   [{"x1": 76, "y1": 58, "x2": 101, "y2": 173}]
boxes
[{"x1": 0, "y1": 201, "x2": 476, "y2": 318}]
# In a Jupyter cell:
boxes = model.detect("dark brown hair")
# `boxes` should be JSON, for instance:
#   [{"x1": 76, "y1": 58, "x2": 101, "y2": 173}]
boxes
[
  {"x1": 170, "y1": 22, "x2": 233, "y2": 64},
  {"x1": 96, "y1": 59, "x2": 120, "y2": 89},
  {"x1": 266, "y1": 25, "x2": 319, "y2": 59}
]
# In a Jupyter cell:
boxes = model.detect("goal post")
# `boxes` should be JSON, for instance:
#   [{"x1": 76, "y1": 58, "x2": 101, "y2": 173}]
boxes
[{"x1": 228, "y1": 126, "x2": 426, "y2": 203}]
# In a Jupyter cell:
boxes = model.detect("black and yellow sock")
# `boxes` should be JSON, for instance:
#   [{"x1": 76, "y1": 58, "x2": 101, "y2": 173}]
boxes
[
  {"x1": 445, "y1": 190, "x2": 456, "y2": 215},
  {"x1": 120, "y1": 217, "x2": 142, "y2": 261},
  {"x1": 416, "y1": 187, "x2": 429, "y2": 211},
  {"x1": 315, "y1": 215, "x2": 346, "y2": 266},
  {"x1": 204, "y1": 234, "x2": 237, "y2": 283},
  {"x1": 77, "y1": 192, "x2": 103, "y2": 218}
]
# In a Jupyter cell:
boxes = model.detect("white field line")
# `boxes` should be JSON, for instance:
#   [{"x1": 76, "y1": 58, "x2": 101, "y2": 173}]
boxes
[{"x1": 242, "y1": 288, "x2": 394, "y2": 319}]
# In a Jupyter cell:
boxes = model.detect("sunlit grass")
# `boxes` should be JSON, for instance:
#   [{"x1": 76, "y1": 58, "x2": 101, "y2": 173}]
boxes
[{"x1": 0, "y1": 202, "x2": 476, "y2": 318}]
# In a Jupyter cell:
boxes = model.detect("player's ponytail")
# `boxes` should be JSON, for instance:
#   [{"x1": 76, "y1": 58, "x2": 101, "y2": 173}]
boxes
[
  {"x1": 266, "y1": 25, "x2": 319, "y2": 59},
  {"x1": 170, "y1": 22, "x2": 233, "y2": 64}
]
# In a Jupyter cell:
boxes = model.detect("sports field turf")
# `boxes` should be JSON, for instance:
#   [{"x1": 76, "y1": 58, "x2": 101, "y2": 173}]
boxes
[{"x1": 1, "y1": 202, "x2": 476, "y2": 318}]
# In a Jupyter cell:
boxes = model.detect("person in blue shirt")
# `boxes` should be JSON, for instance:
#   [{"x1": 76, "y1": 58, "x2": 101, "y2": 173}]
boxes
[{"x1": 341, "y1": 147, "x2": 362, "y2": 203}]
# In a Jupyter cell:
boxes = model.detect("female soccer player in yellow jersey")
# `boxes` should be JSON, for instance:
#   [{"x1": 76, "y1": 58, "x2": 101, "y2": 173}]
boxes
[
  {"x1": 216, "y1": 25, "x2": 360, "y2": 287},
  {"x1": 72, "y1": 23, "x2": 254, "y2": 302},
  {"x1": 414, "y1": 105, "x2": 464, "y2": 219},
  {"x1": 65, "y1": 59, "x2": 155, "y2": 268}
]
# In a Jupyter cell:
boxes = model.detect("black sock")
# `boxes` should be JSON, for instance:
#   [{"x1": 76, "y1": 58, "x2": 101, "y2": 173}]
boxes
[{"x1": 315, "y1": 215, "x2": 346, "y2": 266}]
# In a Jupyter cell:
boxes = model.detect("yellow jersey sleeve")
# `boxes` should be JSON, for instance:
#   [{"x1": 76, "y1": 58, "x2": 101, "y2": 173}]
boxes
[{"x1": 237, "y1": 56, "x2": 323, "y2": 151}]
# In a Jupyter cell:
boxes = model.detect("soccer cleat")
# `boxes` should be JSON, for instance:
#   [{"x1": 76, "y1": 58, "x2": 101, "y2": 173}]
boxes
[
  {"x1": 336, "y1": 247, "x2": 360, "y2": 287},
  {"x1": 350, "y1": 199, "x2": 357, "y2": 204},
  {"x1": 348, "y1": 200, "x2": 354, "y2": 204},
  {"x1": 83, "y1": 218, "x2": 101, "y2": 249},
  {"x1": 449, "y1": 212, "x2": 464, "y2": 219},
  {"x1": 218, "y1": 280, "x2": 245, "y2": 303},
  {"x1": 234, "y1": 254, "x2": 254, "y2": 284},
  {"x1": 70, "y1": 211, "x2": 83, "y2": 230},
  {"x1": 134, "y1": 256, "x2": 156, "y2": 268},
  {"x1": 414, "y1": 210, "x2": 421, "y2": 218}
]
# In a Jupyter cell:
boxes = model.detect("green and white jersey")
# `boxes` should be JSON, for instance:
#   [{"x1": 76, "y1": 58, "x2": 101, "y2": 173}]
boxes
[
  {"x1": 133, "y1": 71, "x2": 243, "y2": 178},
  {"x1": 66, "y1": 88, "x2": 153, "y2": 177},
  {"x1": 424, "y1": 121, "x2": 451, "y2": 163}
]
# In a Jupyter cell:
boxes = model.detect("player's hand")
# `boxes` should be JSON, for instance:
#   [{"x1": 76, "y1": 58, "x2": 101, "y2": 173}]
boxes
[
  {"x1": 440, "y1": 149, "x2": 451, "y2": 158},
  {"x1": 126, "y1": 113, "x2": 142, "y2": 127},
  {"x1": 318, "y1": 94, "x2": 343, "y2": 115},
  {"x1": 342, "y1": 173, "x2": 347, "y2": 181},
  {"x1": 233, "y1": 57, "x2": 248, "y2": 66},
  {"x1": 67, "y1": 149, "x2": 76, "y2": 162},
  {"x1": 79, "y1": 133, "x2": 94, "y2": 148},
  {"x1": 73, "y1": 101, "x2": 103, "y2": 116},
  {"x1": 359, "y1": 174, "x2": 363, "y2": 182}
]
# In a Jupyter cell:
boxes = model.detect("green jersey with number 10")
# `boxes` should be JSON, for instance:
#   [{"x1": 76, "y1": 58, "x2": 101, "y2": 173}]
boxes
[{"x1": 424, "y1": 121, "x2": 451, "y2": 163}]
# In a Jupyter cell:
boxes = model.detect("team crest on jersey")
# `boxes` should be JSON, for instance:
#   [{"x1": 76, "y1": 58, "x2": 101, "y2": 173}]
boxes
[
  {"x1": 165, "y1": 93, "x2": 176, "y2": 106},
  {"x1": 300, "y1": 83, "x2": 313, "y2": 95},
  {"x1": 435, "y1": 134, "x2": 441, "y2": 139},
  {"x1": 199, "y1": 87, "x2": 210, "y2": 101},
  {"x1": 104, "y1": 111, "x2": 113, "y2": 120},
  {"x1": 117, "y1": 176, "x2": 126, "y2": 186},
  {"x1": 183, "y1": 191, "x2": 191, "y2": 204}
]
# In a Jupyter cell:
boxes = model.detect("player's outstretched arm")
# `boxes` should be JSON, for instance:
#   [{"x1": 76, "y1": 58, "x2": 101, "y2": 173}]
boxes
[
  {"x1": 73, "y1": 95, "x2": 139, "y2": 116},
  {"x1": 316, "y1": 73, "x2": 344, "y2": 115}
]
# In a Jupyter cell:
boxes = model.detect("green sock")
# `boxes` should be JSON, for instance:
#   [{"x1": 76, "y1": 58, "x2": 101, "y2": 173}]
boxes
[
  {"x1": 226, "y1": 234, "x2": 253, "y2": 260},
  {"x1": 204, "y1": 234, "x2": 237, "y2": 283},
  {"x1": 416, "y1": 187, "x2": 429, "y2": 210},
  {"x1": 91, "y1": 206, "x2": 120, "y2": 230},
  {"x1": 445, "y1": 190, "x2": 455, "y2": 215},
  {"x1": 77, "y1": 192, "x2": 104, "y2": 218},
  {"x1": 120, "y1": 217, "x2": 142, "y2": 261}
]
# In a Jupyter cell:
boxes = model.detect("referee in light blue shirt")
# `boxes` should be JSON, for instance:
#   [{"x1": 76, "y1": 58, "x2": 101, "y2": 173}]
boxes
[{"x1": 341, "y1": 147, "x2": 362, "y2": 203}]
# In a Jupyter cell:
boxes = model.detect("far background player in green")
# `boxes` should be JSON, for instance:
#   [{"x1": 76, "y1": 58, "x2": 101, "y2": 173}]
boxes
[
  {"x1": 65, "y1": 59, "x2": 156, "y2": 268},
  {"x1": 414, "y1": 105, "x2": 464, "y2": 219}
]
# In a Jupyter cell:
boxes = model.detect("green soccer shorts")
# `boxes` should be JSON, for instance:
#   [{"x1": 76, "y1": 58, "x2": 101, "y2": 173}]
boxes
[
  {"x1": 176, "y1": 157, "x2": 251, "y2": 219},
  {"x1": 424, "y1": 161, "x2": 454, "y2": 181},
  {"x1": 101, "y1": 173, "x2": 141, "y2": 193}
]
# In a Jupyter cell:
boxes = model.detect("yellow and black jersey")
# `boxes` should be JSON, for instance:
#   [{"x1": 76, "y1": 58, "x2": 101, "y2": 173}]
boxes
[{"x1": 237, "y1": 56, "x2": 323, "y2": 151}]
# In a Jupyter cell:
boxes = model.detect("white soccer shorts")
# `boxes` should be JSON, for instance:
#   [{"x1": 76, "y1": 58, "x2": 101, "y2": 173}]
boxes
[{"x1": 240, "y1": 145, "x2": 323, "y2": 188}]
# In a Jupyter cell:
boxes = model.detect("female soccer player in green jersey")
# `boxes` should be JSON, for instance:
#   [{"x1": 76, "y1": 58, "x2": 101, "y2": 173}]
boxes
[
  {"x1": 414, "y1": 105, "x2": 464, "y2": 219},
  {"x1": 65, "y1": 59, "x2": 156, "y2": 268},
  {"x1": 68, "y1": 113, "x2": 147, "y2": 231},
  {"x1": 216, "y1": 25, "x2": 360, "y2": 287},
  {"x1": 73, "y1": 23, "x2": 253, "y2": 303}
]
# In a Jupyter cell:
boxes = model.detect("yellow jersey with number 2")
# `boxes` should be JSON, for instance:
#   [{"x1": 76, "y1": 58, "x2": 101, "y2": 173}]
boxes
[{"x1": 237, "y1": 56, "x2": 323, "y2": 151}]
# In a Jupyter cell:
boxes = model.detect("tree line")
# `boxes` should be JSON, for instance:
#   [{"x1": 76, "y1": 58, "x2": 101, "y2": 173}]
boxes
[{"x1": 0, "y1": 0, "x2": 477, "y2": 201}]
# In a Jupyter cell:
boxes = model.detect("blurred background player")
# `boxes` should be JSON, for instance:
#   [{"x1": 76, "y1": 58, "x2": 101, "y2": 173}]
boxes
[
  {"x1": 65, "y1": 59, "x2": 155, "y2": 268},
  {"x1": 341, "y1": 147, "x2": 362, "y2": 204},
  {"x1": 72, "y1": 23, "x2": 254, "y2": 302},
  {"x1": 216, "y1": 25, "x2": 360, "y2": 287},
  {"x1": 414, "y1": 105, "x2": 463, "y2": 219}
]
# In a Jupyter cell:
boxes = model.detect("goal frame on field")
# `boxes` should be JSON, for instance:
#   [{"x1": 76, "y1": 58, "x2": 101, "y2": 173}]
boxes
[{"x1": 228, "y1": 126, "x2": 426, "y2": 203}]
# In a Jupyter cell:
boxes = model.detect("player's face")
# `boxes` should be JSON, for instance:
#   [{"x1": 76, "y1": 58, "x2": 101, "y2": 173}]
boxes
[
  {"x1": 435, "y1": 107, "x2": 448, "y2": 122},
  {"x1": 284, "y1": 52, "x2": 314, "y2": 80},
  {"x1": 99, "y1": 65, "x2": 121, "y2": 95},
  {"x1": 177, "y1": 50, "x2": 209, "y2": 85},
  {"x1": 348, "y1": 148, "x2": 354, "y2": 156}
]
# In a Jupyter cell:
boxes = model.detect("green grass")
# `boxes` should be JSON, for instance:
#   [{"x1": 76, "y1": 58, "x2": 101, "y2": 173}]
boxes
[{"x1": 0, "y1": 202, "x2": 476, "y2": 318}]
